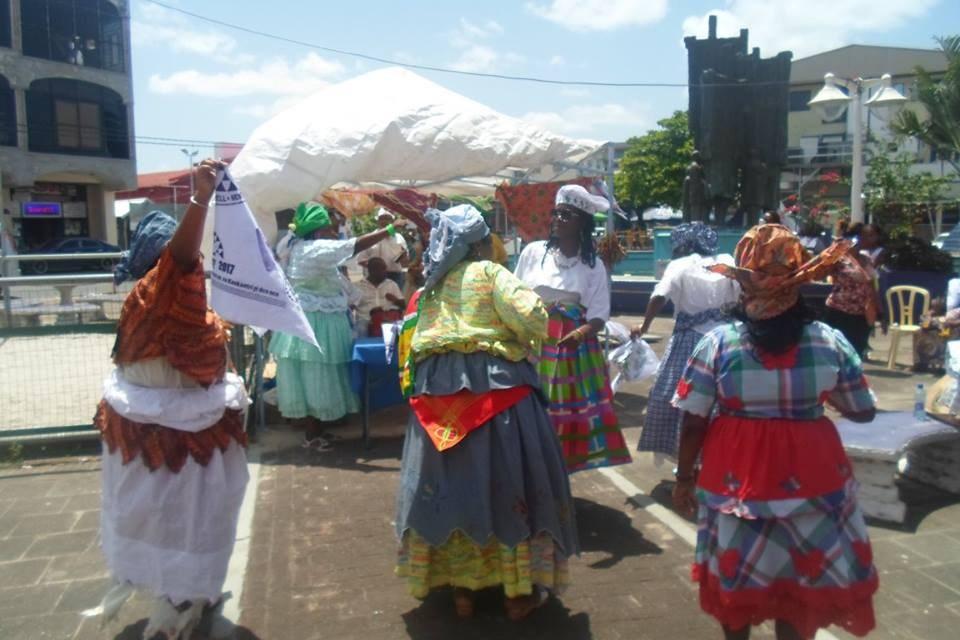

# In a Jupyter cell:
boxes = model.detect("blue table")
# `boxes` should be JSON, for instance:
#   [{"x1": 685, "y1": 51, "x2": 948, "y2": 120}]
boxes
[{"x1": 349, "y1": 337, "x2": 406, "y2": 447}]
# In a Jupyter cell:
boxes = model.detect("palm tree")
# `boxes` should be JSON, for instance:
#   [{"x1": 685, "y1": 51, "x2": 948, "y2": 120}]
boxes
[{"x1": 892, "y1": 36, "x2": 960, "y2": 174}]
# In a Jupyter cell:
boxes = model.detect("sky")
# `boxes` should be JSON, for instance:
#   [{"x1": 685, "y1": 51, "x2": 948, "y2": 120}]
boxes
[{"x1": 130, "y1": 0, "x2": 957, "y2": 174}]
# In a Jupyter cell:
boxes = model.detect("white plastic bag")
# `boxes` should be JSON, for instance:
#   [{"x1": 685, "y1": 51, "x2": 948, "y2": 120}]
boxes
[
  {"x1": 604, "y1": 320, "x2": 632, "y2": 343},
  {"x1": 608, "y1": 337, "x2": 660, "y2": 394}
]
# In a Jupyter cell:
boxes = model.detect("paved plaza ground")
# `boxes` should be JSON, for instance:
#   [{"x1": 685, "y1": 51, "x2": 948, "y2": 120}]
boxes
[{"x1": 1, "y1": 316, "x2": 959, "y2": 639}]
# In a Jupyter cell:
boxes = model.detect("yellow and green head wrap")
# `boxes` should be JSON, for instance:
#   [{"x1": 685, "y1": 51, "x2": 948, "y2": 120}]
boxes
[{"x1": 290, "y1": 201, "x2": 332, "y2": 238}]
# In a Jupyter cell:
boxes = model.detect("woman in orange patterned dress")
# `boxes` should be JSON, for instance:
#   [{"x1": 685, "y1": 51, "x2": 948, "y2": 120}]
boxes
[{"x1": 90, "y1": 159, "x2": 250, "y2": 639}]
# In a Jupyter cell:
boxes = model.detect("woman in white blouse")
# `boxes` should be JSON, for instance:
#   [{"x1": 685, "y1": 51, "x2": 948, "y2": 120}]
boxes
[
  {"x1": 631, "y1": 222, "x2": 740, "y2": 463},
  {"x1": 514, "y1": 185, "x2": 631, "y2": 473}
]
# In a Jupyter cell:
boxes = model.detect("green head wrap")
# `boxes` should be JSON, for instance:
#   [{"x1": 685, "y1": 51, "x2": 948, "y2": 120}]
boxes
[{"x1": 290, "y1": 201, "x2": 332, "y2": 238}]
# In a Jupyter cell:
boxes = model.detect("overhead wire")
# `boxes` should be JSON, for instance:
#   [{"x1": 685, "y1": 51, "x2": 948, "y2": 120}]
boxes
[
  {"x1": 143, "y1": 0, "x2": 793, "y2": 89},
  {"x1": 10, "y1": 122, "x2": 235, "y2": 148}
]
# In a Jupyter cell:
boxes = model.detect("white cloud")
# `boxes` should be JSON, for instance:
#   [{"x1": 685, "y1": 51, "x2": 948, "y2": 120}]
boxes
[
  {"x1": 526, "y1": 0, "x2": 667, "y2": 31},
  {"x1": 457, "y1": 18, "x2": 504, "y2": 40},
  {"x1": 447, "y1": 17, "x2": 524, "y2": 73},
  {"x1": 550, "y1": 55, "x2": 566, "y2": 66},
  {"x1": 450, "y1": 45, "x2": 501, "y2": 73},
  {"x1": 681, "y1": 0, "x2": 939, "y2": 58},
  {"x1": 231, "y1": 94, "x2": 305, "y2": 119},
  {"x1": 520, "y1": 102, "x2": 653, "y2": 137},
  {"x1": 149, "y1": 52, "x2": 345, "y2": 98},
  {"x1": 132, "y1": 2, "x2": 254, "y2": 65}
]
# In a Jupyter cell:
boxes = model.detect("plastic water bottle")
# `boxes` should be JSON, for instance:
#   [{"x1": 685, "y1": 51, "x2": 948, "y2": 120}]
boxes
[{"x1": 914, "y1": 383, "x2": 928, "y2": 421}]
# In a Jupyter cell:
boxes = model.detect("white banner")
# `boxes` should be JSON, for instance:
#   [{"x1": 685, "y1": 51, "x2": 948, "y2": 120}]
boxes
[{"x1": 210, "y1": 169, "x2": 318, "y2": 348}]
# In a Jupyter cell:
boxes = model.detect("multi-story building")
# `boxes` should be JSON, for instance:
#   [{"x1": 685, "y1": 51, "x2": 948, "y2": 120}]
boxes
[
  {"x1": 0, "y1": 0, "x2": 135, "y2": 250},
  {"x1": 783, "y1": 45, "x2": 957, "y2": 209}
]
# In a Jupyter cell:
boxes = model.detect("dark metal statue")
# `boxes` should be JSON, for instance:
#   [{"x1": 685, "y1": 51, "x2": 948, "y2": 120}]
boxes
[
  {"x1": 684, "y1": 15, "x2": 792, "y2": 227},
  {"x1": 682, "y1": 151, "x2": 711, "y2": 223}
]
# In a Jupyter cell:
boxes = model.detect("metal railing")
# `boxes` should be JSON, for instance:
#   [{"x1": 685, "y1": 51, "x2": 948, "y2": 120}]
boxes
[
  {"x1": 0, "y1": 263, "x2": 266, "y2": 446},
  {"x1": 786, "y1": 140, "x2": 854, "y2": 166},
  {"x1": 2, "y1": 251, "x2": 124, "y2": 277},
  {"x1": 2, "y1": 252, "x2": 125, "y2": 262}
]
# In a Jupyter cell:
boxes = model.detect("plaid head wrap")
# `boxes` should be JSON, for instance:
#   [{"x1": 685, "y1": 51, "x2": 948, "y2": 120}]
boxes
[
  {"x1": 114, "y1": 210, "x2": 177, "y2": 285},
  {"x1": 708, "y1": 224, "x2": 850, "y2": 320},
  {"x1": 671, "y1": 222, "x2": 718, "y2": 256}
]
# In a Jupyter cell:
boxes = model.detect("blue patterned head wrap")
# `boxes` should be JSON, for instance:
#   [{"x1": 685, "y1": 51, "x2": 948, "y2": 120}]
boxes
[
  {"x1": 114, "y1": 210, "x2": 177, "y2": 284},
  {"x1": 670, "y1": 222, "x2": 718, "y2": 257},
  {"x1": 422, "y1": 204, "x2": 490, "y2": 292}
]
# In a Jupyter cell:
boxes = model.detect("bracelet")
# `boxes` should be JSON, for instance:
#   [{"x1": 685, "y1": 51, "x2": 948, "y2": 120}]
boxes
[
  {"x1": 190, "y1": 195, "x2": 209, "y2": 209},
  {"x1": 385, "y1": 223, "x2": 396, "y2": 237}
]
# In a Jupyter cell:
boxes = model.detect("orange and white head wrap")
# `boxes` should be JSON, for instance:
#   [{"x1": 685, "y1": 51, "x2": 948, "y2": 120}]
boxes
[{"x1": 708, "y1": 224, "x2": 850, "y2": 320}]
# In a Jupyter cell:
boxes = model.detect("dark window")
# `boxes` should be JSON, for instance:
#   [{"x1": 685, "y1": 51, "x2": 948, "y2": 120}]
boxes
[
  {"x1": 0, "y1": 74, "x2": 14, "y2": 146},
  {"x1": 21, "y1": 1, "x2": 125, "y2": 72},
  {"x1": 931, "y1": 146, "x2": 960, "y2": 163},
  {"x1": 27, "y1": 77, "x2": 129, "y2": 158},
  {"x1": 789, "y1": 90, "x2": 811, "y2": 112},
  {"x1": 0, "y1": 0, "x2": 11, "y2": 48}
]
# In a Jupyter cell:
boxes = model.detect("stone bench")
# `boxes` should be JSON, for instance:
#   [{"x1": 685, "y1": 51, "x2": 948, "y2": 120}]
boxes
[{"x1": 837, "y1": 411, "x2": 960, "y2": 523}]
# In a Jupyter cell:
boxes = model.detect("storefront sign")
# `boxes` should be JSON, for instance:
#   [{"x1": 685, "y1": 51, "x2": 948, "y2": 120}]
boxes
[{"x1": 22, "y1": 202, "x2": 62, "y2": 217}]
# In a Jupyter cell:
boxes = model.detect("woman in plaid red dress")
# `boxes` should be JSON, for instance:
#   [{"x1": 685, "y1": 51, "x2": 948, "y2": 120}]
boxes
[{"x1": 671, "y1": 225, "x2": 879, "y2": 640}]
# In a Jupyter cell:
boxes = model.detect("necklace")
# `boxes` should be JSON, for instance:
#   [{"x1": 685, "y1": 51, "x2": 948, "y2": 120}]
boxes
[{"x1": 549, "y1": 247, "x2": 580, "y2": 270}]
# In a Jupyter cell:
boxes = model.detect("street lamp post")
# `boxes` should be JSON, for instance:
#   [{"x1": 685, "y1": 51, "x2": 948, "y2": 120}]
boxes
[
  {"x1": 808, "y1": 73, "x2": 907, "y2": 224},
  {"x1": 180, "y1": 148, "x2": 199, "y2": 195}
]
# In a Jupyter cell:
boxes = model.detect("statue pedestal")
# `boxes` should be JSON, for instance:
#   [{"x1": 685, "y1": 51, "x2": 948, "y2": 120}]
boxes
[{"x1": 652, "y1": 227, "x2": 749, "y2": 277}]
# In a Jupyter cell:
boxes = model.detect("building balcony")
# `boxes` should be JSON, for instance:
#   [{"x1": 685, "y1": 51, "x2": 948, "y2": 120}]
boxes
[{"x1": 785, "y1": 138, "x2": 853, "y2": 168}]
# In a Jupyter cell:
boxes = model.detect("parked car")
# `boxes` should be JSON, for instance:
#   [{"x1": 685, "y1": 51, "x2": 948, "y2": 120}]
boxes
[
  {"x1": 20, "y1": 237, "x2": 122, "y2": 275},
  {"x1": 933, "y1": 232, "x2": 950, "y2": 249}
]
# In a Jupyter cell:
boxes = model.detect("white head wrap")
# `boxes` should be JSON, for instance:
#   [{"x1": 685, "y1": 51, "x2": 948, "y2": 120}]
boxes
[
  {"x1": 555, "y1": 185, "x2": 610, "y2": 215},
  {"x1": 422, "y1": 204, "x2": 490, "y2": 292},
  {"x1": 376, "y1": 207, "x2": 395, "y2": 221}
]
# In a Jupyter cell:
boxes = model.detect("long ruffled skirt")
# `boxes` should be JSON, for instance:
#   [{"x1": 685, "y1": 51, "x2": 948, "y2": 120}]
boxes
[
  {"x1": 395, "y1": 352, "x2": 578, "y2": 599},
  {"x1": 693, "y1": 415, "x2": 878, "y2": 638},
  {"x1": 538, "y1": 303, "x2": 630, "y2": 472},
  {"x1": 269, "y1": 310, "x2": 358, "y2": 421}
]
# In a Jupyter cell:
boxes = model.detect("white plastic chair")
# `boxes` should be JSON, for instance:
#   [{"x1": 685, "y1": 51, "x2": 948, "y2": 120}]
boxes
[{"x1": 885, "y1": 285, "x2": 930, "y2": 369}]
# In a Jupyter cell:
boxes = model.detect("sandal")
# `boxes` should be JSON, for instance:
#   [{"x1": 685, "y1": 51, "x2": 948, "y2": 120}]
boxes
[
  {"x1": 453, "y1": 588, "x2": 475, "y2": 619},
  {"x1": 504, "y1": 589, "x2": 548, "y2": 622},
  {"x1": 300, "y1": 435, "x2": 333, "y2": 451}
]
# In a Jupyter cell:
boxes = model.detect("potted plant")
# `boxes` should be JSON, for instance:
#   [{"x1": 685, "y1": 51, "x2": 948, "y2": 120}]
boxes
[{"x1": 865, "y1": 149, "x2": 954, "y2": 305}]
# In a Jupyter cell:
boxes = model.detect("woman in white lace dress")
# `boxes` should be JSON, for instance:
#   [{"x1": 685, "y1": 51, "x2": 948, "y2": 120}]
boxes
[
  {"x1": 269, "y1": 202, "x2": 393, "y2": 449},
  {"x1": 632, "y1": 222, "x2": 740, "y2": 463}
]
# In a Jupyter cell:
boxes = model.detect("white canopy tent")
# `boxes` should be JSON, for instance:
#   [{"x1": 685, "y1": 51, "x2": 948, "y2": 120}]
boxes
[
  {"x1": 641, "y1": 206, "x2": 682, "y2": 222},
  {"x1": 228, "y1": 67, "x2": 598, "y2": 244}
]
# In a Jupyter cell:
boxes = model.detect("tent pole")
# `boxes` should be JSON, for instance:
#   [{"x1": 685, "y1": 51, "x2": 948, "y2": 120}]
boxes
[{"x1": 606, "y1": 143, "x2": 615, "y2": 235}]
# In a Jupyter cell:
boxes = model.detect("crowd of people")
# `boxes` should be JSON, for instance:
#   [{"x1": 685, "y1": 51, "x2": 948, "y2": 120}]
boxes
[{"x1": 90, "y1": 159, "x2": 884, "y2": 639}]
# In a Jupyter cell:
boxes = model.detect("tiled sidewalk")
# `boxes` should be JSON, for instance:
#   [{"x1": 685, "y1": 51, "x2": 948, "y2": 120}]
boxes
[{"x1": 0, "y1": 316, "x2": 958, "y2": 639}]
